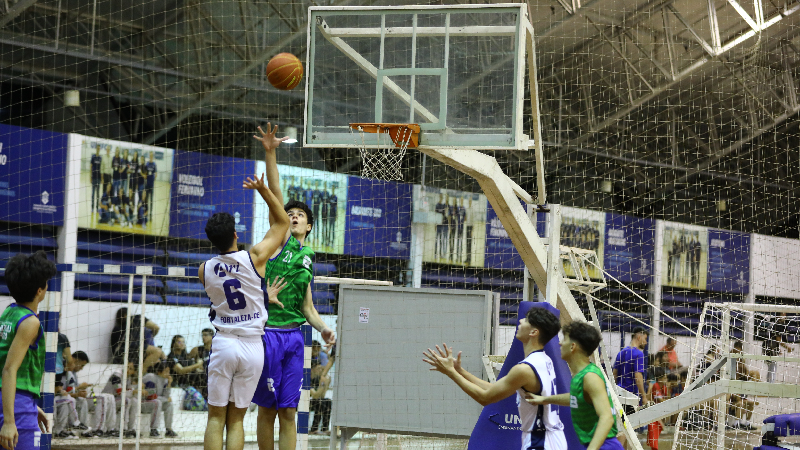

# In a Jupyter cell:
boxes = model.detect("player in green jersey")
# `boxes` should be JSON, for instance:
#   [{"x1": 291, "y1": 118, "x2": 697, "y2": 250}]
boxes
[
  {"x1": 527, "y1": 322, "x2": 623, "y2": 450},
  {"x1": 251, "y1": 124, "x2": 337, "y2": 450},
  {"x1": 0, "y1": 251, "x2": 56, "y2": 450}
]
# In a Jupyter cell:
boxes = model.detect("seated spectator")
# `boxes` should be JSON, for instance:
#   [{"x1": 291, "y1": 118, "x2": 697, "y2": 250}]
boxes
[
  {"x1": 647, "y1": 372, "x2": 670, "y2": 404},
  {"x1": 188, "y1": 328, "x2": 214, "y2": 398},
  {"x1": 54, "y1": 332, "x2": 88, "y2": 439},
  {"x1": 309, "y1": 347, "x2": 335, "y2": 435},
  {"x1": 728, "y1": 340, "x2": 756, "y2": 430},
  {"x1": 102, "y1": 361, "x2": 162, "y2": 438},
  {"x1": 660, "y1": 337, "x2": 683, "y2": 370},
  {"x1": 110, "y1": 307, "x2": 165, "y2": 372},
  {"x1": 647, "y1": 351, "x2": 669, "y2": 381},
  {"x1": 55, "y1": 332, "x2": 73, "y2": 388},
  {"x1": 167, "y1": 335, "x2": 203, "y2": 387},
  {"x1": 65, "y1": 351, "x2": 118, "y2": 437},
  {"x1": 311, "y1": 340, "x2": 328, "y2": 367},
  {"x1": 142, "y1": 361, "x2": 178, "y2": 438}
]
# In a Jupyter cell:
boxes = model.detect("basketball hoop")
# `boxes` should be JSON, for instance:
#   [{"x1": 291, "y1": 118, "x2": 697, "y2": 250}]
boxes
[{"x1": 349, "y1": 123, "x2": 420, "y2": 181}]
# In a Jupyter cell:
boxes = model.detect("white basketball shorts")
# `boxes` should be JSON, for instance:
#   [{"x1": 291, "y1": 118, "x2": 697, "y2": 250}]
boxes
[{"x1": 207, "y1": 330, "x2": 265, "y2": 409}]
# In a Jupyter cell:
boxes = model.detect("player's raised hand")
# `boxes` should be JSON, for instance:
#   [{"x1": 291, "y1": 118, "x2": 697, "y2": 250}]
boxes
[
  {"x1": 243, "y1": 173, "x2": 267, "y2": 191},
  {"x1": 441, "y1": 342, "x2": 463, "y2": 373},
  {"x1": 266, "y1": 276, "x2": 288, "y2": 309},
  {"x1": 253, "y1": 123, "x2": 290, "y2": 152},
  {"x1": 422, "y1": 343, "x2": 457, "y2": 374}
]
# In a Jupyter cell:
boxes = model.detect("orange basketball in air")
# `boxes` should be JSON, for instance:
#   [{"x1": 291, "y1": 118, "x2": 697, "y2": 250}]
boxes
[{"x1": 266, "y1": 53, "x2": 303, "y2": 90}]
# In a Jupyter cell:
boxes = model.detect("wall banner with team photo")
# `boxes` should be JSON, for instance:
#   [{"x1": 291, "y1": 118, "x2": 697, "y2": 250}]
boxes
[
  {"x1": 412, "y1": 186, "x2": 487, "y2": 267},
  {"x1": 604, "y1": 213, "x2": 656, "y2": 284},
  {"x1": 706, "y1": 229, "x2": 749, "y2": 293},
  {"x1": 170, "y1": 150, "x2": 255, "y2": 242},
  {"x1": 661, "y1": 222, "x2": 708, "y2": 290},
  {"x1": 484, "y1": 202, "x2": 546, "y2": 271},
  {"x1": 252, "y1": 162, "x2": 348, "y2": 254},
  {"x1": 345, "y1": 177, "x2": 412, "y2": 259},
  {"x1": 74, "y1": 134, "x2": 173, "y2": 236},
  {"x1": 559, "y1": 207, "x2": 605, "y2": 280},
  {"x1": 1, "y1": 125, "x2": 67, "y2": 226}
]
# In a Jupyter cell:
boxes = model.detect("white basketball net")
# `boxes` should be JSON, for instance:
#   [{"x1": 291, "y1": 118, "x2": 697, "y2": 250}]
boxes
[{"x1": 350, "y1": 125, "x2": 416, "y2": 181}]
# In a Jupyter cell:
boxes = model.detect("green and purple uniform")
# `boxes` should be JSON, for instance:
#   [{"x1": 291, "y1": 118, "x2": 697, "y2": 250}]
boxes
[
  {"x1": 0, "y1": 304, "x2": 45, "y2": 450},
  {"x1": 252, "y1": 235, "x2": 314, "y2": 409},
  {"x1": 570, "y1": 363, "x2": 623, "y2": 450}
]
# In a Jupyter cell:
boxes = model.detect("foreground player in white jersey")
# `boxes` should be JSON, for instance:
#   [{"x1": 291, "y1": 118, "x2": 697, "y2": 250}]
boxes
[
  {"x1": 199, "y1": 174, "x2": 289, "y2": 450},
  {"x1": 423, "y1": 307, "x2": 567, "y2": 450}
]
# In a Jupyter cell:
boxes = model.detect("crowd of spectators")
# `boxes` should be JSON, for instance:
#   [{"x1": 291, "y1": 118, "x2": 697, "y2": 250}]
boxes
[{"x1": 53, "y1": 308, "x2": 334, "y2": 439}]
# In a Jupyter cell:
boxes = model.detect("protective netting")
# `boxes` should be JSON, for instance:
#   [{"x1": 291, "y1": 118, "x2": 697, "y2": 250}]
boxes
[{"x1": 0, "y1": 0, "x2": 798, "y2": 448}]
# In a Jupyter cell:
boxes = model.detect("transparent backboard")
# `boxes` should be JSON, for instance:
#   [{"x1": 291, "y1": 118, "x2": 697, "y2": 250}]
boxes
[{"x1": 304, "y1": 4, "x2": 530, "y2": 150}]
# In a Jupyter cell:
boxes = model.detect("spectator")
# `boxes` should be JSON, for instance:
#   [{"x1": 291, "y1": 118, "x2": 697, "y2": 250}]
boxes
[
  {"x1": 109, "y1": 307, "x2": 164, "y2": 371},
  {"x1": 102, "y1": 361, "x2": 161, "y2": 438},
  {"x1": 647, "y1": 372, "x2": 669, "y2": 405},
  {"x1": 53, "y1": 380, "x2": 87, "y2": 439},
  {"x1": 613, "y1": 327, "x2": 648, "y2": 424},
  {"x1": 762, "y1": 312, "x2": 793, "y2": 383},
  {"x1": 142, "y1": 361, "x2": 178, "y2": 438},
  {"x1": 167, "y1": 335, "x2": 203, "y2": 388},
  {"x1": 188, "y1": 328, "x2": 214, "y2": 398},
  {"x1": 309, "y1": 348, "x2": 335, "y2": 435},
  {"x1": 728, "y1": 341, "x2": 755, "y2": 430},
  {"x1": 65, "y1": 351, "x2": 118, "y2": 437},
  {"x1": 311, "y1": 340, "x2": 328, "y2": 367},
  {"x1": 659, "y1": 337, "x2": 683, "y2": 370},
  {"x1": 55, "y1": 332, "x2": 73, "y2": 389},
  {"x1": 647, "y1": 351, "x2": 669, "y2": 381}
]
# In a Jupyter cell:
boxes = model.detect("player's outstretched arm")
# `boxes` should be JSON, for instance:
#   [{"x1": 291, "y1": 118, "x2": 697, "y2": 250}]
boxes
[
  {"x1": 423, "y1": 344, "x2": 529, "y2": 406},
  {"x1": 301, "y1": 284, "x2": 336, "y2": 347},
  {"x1": 525, "y1": 392, "x2": 570, "y2": 407},
  {"x1": 583, "y1": 372, "x2": 616, "y2": 450},
  {"x1": 245, "y1": 173, "x2": 290, "y2": 269},
  {"x1": 253, "y1": 124, "x2": 288, "y2": 224}
]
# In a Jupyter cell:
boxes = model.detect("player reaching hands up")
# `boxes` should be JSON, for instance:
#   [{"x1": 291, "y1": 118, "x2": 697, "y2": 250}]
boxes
[
  {"x1": 423, "y1": 307, "x2": 567, "y2": 450},
  {"x1": 199, "y1": 174, "x2": 288, "y2": 450}
]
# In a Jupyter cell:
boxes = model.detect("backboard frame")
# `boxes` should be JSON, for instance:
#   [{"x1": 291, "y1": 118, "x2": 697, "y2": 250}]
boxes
[{"x1": 303, "y1": 3, "x2": 535, "y2": 152}]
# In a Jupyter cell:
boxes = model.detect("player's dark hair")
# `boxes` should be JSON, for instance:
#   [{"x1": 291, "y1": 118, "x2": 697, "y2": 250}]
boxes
[
  {"x1": 284, "y1": 200, "x2": 314, "y2": 236},
  {"x1": 525, "y1": 307, "x2": 561, "y2": 345},
  {"x1": 205, "y1": 212, "x2": 237, "y2": 252},
  {"x1": 631, "y1": 326, "x2": 646, "y2": 338},
  {"x1": 5, "y1": 251, "x2": 57, "y2": 304},
  {"x1": 202, "y1": 328, "x2": 214, "y2": 335},
  {"x1": 562, "y1": 321, "x2": 602, "y2": 355},
  {"x1": 733, "y1": 340, "x2": 743, "y2": 350},
  {"x1": 72, "y1": 351, "x2": 90, "y2": 363}
]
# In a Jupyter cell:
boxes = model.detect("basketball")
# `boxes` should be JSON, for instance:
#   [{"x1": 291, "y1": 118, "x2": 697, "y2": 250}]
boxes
[{"x1": 266, "y1": 53, "x2": 303, "y2": 90}]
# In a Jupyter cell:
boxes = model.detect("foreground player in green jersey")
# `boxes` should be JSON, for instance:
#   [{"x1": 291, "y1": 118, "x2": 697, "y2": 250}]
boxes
[
  {"x1": 251, "y1": 124, "x2": 336, "y2": 450},
  {"x1": 0, "y1": 251, "x2": 56, "y2": 450},
  {"x1": 527, "y1": 322, "x2": 623, "y2": 450}
]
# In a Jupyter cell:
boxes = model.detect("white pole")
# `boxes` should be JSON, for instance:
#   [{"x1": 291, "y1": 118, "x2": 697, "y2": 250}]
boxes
[
  {"x1": 545, "y1": 204, "x2": 561, "y2": 307},
  {"x1": 650, "y1": 220, "x2": 664, "y2": 351},
  {"x1": 118, "y1": 275, "x2": 134, "y2": 450},
  {"x1": 134, "y1": 278, "x2": 146, "y2": 448}
]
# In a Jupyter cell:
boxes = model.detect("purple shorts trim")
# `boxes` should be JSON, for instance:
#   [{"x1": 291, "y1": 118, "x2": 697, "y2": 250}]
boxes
[{"x1": 251, "y1": 328, "x2": 304, "y2": 409}]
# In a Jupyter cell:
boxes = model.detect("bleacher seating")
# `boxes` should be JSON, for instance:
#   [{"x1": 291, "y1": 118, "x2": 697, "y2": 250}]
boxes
[{"x1": 0, "y1": 225, "x2": 58, "y2": 292}]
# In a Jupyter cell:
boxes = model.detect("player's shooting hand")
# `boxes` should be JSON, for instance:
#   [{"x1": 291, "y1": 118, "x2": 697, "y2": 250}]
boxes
[
  {"x1": 524, "y1": 393, "x2": 547, "y2": 406},
  {"x1": 243, "y1": 173, "x2": 268, "y2": 192},
  {"x1": 422, "y1": 344, "x2": 457, "y2": 375},
  {"x1": 266, "y1": 276, "x2": 288, "y2": 309},
  {"x1": 253, "y1": 123, "x2": 290, "y2": 153}
]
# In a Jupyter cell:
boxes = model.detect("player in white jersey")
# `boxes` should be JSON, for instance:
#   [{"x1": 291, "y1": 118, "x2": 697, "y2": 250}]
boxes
[
  {"x1": 199, "y1": 171, "x2": 289, "y2": 450},
  {"x1": 423, "y1": 307, "x2": 567, "y2": 450}
]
